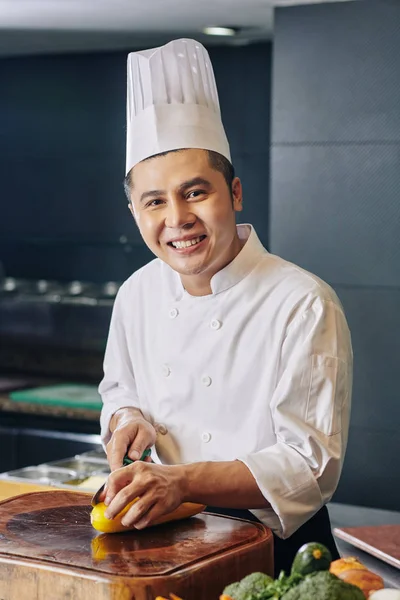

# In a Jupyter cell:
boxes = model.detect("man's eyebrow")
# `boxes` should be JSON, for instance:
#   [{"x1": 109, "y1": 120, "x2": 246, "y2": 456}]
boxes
[
  {"x1": 139, "y1": 189, "x2": 166, "y2": 204},
  {"x1": 178, "y1": 177, "x2": 212, "y2": 193}
]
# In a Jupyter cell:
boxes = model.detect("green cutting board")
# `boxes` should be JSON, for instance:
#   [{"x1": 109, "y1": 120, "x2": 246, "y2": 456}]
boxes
[{"x1": 9, "y1": 384, "x2": 102, "y2": 410}]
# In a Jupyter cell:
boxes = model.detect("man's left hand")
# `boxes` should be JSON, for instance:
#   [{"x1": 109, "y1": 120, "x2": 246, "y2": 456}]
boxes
[{"x1": 103, "y1": 461, "x2": 185, "y2": 529}]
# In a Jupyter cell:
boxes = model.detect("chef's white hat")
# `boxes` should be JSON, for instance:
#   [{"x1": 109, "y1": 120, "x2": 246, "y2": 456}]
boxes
[{"x1": 125, "y1": 38, "x2": 231, "y2": 175}]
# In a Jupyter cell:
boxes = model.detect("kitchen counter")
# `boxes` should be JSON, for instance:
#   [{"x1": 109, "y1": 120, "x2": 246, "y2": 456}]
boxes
[
  {"x1": 0, "y1": 395, "x2": 100, "y2": 421},
  {"x1": 0, "y1": 480, "x2": 60, "y2": 502},
  {"x1": 329, "y1": 502, "x2": 400, "y2": 589},
  {"x1": 0, "y1": 393, "x2": 102, "y2": 474}
]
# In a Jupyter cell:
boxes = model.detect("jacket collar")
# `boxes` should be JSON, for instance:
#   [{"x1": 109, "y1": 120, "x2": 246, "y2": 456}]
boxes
[
  {"x1": 167, "y1": 224, "x2": 267, "y2": 298},
  {"x1": 210, "y1": 224, "x2": 267, "y2": 294}
]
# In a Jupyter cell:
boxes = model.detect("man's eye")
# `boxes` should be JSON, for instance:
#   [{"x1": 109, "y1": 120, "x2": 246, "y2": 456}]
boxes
[
  {"x1": 146, "y1": 199, "x2": 164, "y2": 208},
  {"x1": 187, "y1": 190, "x2": 205, "y2": 199}
]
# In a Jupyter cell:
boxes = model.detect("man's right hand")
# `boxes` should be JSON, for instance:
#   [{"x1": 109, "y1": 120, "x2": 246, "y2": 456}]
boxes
[{"x1": 106, "y1": 407, "x2": 157, "y2": 472}]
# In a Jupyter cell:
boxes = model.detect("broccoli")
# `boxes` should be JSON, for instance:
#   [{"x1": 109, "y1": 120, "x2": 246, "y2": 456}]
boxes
[
  {"x1": 281, "y1": 571, "x2": 366, "y2": 600},
  {"x1": 223, "y1": 582, "x2": 241, "y2": 598},
  {"x1": 223, "y1": 572, "x2": 273, "y2": 600},
  {"x1": 256, "y1": 571, "x2": 304, "y2": 599},
  {"x1": 241, "y1": 572, "x2": 275, "y2": 596}
]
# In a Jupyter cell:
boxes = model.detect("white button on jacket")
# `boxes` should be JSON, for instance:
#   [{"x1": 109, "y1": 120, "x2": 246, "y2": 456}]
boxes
[
  {"x1": 162, "y1": 364, "x2": 171, "y2": 377},
  {"x1": 99, "y1": 225, "x2": 353, "y2": 539}
]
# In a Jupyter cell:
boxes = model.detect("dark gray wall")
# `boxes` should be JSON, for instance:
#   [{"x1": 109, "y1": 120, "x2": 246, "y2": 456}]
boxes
[
  {"x1": 270, "y1": 1, "x2": 400, "y2": 511},
  {"x1": 0, "y1": 44, "x2": 271, "y2": 283}
]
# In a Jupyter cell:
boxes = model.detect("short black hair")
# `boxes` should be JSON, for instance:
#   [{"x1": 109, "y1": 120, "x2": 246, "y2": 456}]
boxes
[{"x1": 124, "y1": 149, "x2": 235, "y2": 202}]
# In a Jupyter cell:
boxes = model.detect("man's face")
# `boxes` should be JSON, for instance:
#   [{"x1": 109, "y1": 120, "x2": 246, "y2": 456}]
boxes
[{"x1": 128, "y1": 149, "x2": 243, "y2": 286}]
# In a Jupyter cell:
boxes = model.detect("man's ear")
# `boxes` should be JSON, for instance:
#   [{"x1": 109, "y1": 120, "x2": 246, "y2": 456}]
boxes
[
  {"x1": 128, "y1": 201, "x2": 141, "y2": 228},
  {"x1": 232, "y1": 177, "x2": 243, "y2": 212}
]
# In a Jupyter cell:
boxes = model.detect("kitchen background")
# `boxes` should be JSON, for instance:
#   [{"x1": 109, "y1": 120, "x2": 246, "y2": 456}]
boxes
[{"x1": 0, "y1": 0, "x2": 399, "y2": 512}]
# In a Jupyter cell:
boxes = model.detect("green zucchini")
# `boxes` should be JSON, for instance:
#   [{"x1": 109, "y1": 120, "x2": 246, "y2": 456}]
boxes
[{"x1": 291, "y1": 542, "x2": 332, "y2": 576}]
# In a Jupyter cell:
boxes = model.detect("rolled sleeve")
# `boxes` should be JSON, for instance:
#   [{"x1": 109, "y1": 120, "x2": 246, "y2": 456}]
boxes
[
  {"x1": 239, "y1": 443, "x2": 324, "y2": 538},
  {"x1": 98, "y1": 286, "x2": 140, "y2": 447},
  {"x1": 239, "y1": 295, "x2": 352, "y2": 538}
]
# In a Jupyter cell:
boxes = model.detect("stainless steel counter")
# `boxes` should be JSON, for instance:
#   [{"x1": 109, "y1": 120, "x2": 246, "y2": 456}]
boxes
[
  {"x1": 0, "y1": 448, "x2": 109, "y2": 491},
  {"x1": 328, "y1": 502, "x2": 400, "y2": 589}
]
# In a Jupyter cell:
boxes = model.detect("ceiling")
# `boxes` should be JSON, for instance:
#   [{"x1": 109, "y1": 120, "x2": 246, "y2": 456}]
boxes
[{"x1": 0, "y1": 0, "x2": 356, "y2": 57}]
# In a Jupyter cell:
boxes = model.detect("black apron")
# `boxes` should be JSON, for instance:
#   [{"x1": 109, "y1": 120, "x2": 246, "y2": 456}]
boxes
[{"x1": 205, "y1": 505, "x2": 339, "y2": 578}]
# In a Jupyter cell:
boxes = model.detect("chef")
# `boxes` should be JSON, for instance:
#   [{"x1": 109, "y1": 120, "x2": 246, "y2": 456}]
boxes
[{"x1": 99, "y1": 38, "x2": 353, "y2": 575}]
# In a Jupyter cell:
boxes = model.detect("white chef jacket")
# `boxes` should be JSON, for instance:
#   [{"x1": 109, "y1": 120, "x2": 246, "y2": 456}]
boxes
[{"x1": 99, "y1": 224, "x2": 352, "y2": 539}]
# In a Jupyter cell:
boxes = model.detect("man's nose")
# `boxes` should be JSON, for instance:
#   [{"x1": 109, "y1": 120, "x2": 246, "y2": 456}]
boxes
[{"x1": 165, "y1": 199, "x2": 195, "y2": 229}]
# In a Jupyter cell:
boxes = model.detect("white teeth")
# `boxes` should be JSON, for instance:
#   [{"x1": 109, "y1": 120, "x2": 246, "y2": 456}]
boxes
[{"x1": 172, "y1": 236, "x2": 202, "y2": 249}]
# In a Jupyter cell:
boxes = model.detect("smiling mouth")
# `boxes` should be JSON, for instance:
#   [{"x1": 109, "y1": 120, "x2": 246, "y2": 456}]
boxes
[{"x1": 167, "y1": 235, "x2": 206, "y2": 249}]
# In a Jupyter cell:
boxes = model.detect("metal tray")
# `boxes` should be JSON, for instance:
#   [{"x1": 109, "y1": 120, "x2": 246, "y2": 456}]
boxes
[
  {"x1": 3, "y1": 465, "x2": 76, "y2": 485},
  {"x1": 48, "y1": 457, "x2": 109, "y2": 475},
  {"x1": 77, "y1": 448, "x2": 108, "y2": 463}
]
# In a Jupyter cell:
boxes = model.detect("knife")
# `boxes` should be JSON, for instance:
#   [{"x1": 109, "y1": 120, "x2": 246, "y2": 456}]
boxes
[{"x1": 91, "y1": 448, "x2": 151, "y2": 507}]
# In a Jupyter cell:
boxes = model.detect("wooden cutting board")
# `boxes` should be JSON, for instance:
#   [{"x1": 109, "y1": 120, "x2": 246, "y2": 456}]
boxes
[
  {"x1": 334, "y1": 525, "x2": 400, "y2": 569},
  {"x1": 0, "y1": 490, "x2": 273, "y2": 600}
]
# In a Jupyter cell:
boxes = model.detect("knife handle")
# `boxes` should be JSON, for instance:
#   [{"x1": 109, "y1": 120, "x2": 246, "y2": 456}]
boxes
[{"x1": 122, "y1": 448, "x2": 151, "y2": 466}]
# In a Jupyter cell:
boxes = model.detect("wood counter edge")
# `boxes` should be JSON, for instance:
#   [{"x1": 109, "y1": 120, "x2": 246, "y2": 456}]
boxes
[
  {"x1": 0, "y1": 396, "x2": 101, "y2": 421},
  {"x1": 0, "y1": 479, "x2": 91, "y2": 502}
]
